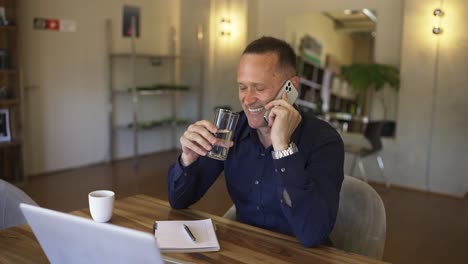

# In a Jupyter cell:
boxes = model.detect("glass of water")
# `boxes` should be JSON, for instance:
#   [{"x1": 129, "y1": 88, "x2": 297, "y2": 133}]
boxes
[{"x1": 207, "y1": 109, "x2": 239, "y2": 161}]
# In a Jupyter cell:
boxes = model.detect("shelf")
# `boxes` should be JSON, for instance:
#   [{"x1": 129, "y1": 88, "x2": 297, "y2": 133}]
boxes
[
  {"x1": 299, "y1": 54, "x2": 321, "y2": 67},
  {"x1": 106, "y1": 18, "x2": 203, "y2": 164},
  {"x1": 330, "y1": 91, "x2": 357, "y2": 101},
  {"x1": 117, "y1": 122, "x2": 190, "y2": 131},
  {"x1": 117, "y1": 118, "x2": 191, "y2": 131},
  {"x1": 299, "y1": 77, "x2": 321, "y2": 90},
  {"x1": 295, "y1": 99, "x2": 316, "y2": 110},
  {"x1": 110, "y1": 53, "x2": 179, "y2": 60},
  {"x1": 115, "y1": 90, "x2": 188, "y2": 96},
  {"x1": 0, "y1": 99, "x2": 19, "y2": 107},
  {"x1": 0, "y1": 69, "x2": 17, "y2": 74},
  {"x1": 114, "y1": 88, "x2": 189, "y2": 96},
  {"x1": 110, "y1": 53, "x2": 202, "y2": 62},
  {"x1": 0, "y1": 4, "x2": 24, "y2": 182},
  {"x1": 114, "y1": 90, "x2": 178, "y2": 96},
  {"x1": 0, "y1": 140, "x2": 21, "y2": 149},
  {"x1": 0, "y1": 25, "x2": 17, "y2": 31},
  {"x1": 324, "y1": 112, "x2": 369, "y2": 123}
]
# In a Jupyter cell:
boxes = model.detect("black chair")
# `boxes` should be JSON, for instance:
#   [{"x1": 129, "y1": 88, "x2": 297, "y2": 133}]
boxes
[{"x1": 345, "y1": 121, "x2": 390, "y2": 188}]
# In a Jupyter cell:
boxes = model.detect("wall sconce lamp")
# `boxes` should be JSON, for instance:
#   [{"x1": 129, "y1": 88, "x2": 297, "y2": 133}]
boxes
[
  {"x1": 220, "y1": 18, "x2": 231, "y2": 36},
  {"x1": 197, "y1": 25, "x2": 204, "y2": 41},
  {"x1": 433, "y1": 8, "x2": 444, "y2": 34}
]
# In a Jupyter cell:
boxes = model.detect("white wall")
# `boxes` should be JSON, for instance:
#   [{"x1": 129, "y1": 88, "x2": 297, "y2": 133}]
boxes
[
  {"x1": 179, "y1": 0, "x2": 210, "y2": 122},
  {"x1": 285, "y1": 13, "x2": 355, "y2": 66},
  {"x1": 179, "y1": 0, "x2": 249, "y2": 121},
  {"x1": 352, "y1": 34, "x2": 374, "y2": 63},
  {"x1": 202, "y1": 0, "x2": 248, "y2": 118},
  {"x1": 399, "y1": 0, "x2": 468, "y2": 195},
  {"x1": 19, "y1": 0, "x2": 181, "y2": 175},
  {"x1": 379, "y1": 0, "x2": 468, "y2": 196}
]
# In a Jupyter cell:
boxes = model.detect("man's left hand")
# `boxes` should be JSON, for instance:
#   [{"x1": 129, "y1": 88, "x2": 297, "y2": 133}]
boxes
[{"x1": 264, "y1": 91, "x2": 302, "y2": 151}]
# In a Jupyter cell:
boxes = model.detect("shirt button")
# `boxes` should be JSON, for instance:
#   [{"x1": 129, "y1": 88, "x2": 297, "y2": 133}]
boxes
[
  {"x1": 183, "y1": 173, "x2": 188, "y2": 176},
  {"x1": 280, "y1": 199, "x2": 284, "y2": 204},
  {"x1": 281, "y1": 168, "x2": 286, "y2": 173},
  {"x1": 275, "y1": 169, "x2": 278, "y2": 173},
  {"x1": 254, "y1": 180, "x2": 259, "y2": 185},
  {"x1": 256, "y1": 206, "x2": 260, "y2": 210},
  {"x1": 260, "y1": 152, "x2": 265, "y2": 157}
]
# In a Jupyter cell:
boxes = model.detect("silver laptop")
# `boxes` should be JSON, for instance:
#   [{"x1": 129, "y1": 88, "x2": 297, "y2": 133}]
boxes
[{"x1": 20, "y1": 203, "x2": 189, "y2": 264}]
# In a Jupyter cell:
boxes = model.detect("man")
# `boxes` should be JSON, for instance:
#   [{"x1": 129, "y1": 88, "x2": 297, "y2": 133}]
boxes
[{"x1": 167, "y1": 36, "x2": 344, "y2": 247}]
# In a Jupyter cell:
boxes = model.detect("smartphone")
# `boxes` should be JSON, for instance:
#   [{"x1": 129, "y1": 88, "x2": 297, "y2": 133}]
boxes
[{"x1": 263, "y1": 80, "x2": 299, "y2": 125}]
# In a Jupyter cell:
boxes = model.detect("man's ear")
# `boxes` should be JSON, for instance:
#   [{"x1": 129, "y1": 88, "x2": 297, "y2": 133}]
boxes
[{"x1": 291, "y1": 76, "x2": 300, "y2": 90}]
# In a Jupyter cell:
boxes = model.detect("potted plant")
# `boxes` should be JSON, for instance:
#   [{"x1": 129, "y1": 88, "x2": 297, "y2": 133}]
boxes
[{"x1": 343, "y1": 63, "x2": 400, "y2": 136}]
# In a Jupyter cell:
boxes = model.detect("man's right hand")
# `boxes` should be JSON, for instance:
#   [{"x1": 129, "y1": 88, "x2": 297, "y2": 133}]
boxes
[{"x1": 180, "y1": 120, "x2": 219, "y2": 167}]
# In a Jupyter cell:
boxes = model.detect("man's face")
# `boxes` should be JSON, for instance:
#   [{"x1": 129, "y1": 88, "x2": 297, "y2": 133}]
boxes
[{"x1": 237, "y1": 52, "x2": 286, "y2": 129}]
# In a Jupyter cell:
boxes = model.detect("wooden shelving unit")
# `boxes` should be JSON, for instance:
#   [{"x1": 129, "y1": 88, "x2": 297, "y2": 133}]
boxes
[
  {"x1": 0, "y1": 140, "x2": 21, "y2": 148},
  {"x1": 296, "y1": 51, "x2": 366, "y2": 133},
  {"x1": 0, "y1": 0, "x2": 23, "y2": 182},
  {"x1": 0, "y1": 98, "x2": 18, "y2": 106},
  {"x1": 296, "y1": 54, "x2": 325, "y2": 114}
]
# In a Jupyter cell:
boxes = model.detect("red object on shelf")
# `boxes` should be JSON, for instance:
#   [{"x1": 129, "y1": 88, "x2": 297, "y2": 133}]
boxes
[{"x1": 46, "y1": 19, "x2": 60, "y2": 31}]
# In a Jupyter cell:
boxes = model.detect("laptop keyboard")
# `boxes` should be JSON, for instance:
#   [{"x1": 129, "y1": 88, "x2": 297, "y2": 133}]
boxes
[{"x1": 163, "y1": 256, "x2": 193, "y2": 264}]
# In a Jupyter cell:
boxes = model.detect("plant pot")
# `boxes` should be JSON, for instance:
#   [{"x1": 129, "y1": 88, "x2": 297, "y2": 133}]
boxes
[{"x1": 381, "y1": 120, "x2": 396, "y2": 137}]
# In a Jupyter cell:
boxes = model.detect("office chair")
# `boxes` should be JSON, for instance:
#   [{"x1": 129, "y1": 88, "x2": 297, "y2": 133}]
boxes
[
  {"x1": 223, "y1": 204, "x2": 236, "y2": 220},
  {"x1": 330, "y1": 175, "x2": 386, "y2": 260},
  {"x1": 345, "y1": 121, "x2": 390, "y2": 188},
  {"x1": 223, "y1": 176, "x2": 387, "y2": 260},
  {"x1": 0, "y1": 179, "x2": 38, "y2": 230}
]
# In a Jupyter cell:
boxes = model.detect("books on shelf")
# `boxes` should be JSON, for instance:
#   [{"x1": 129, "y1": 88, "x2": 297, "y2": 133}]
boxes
[
  {"x1": 0, "y1": 108, "x2": 11, "y2": 142},
  {"x1": 154, "y1": 219, "x2": 220, "y2": 253}
]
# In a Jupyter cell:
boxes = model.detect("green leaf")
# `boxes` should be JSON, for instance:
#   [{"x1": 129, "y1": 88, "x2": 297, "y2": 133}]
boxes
[{"x1": 343, "y1": 63, "x2": 400, "y2": 92}]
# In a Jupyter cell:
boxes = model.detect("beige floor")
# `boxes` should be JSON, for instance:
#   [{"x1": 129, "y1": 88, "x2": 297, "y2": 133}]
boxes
[{"x1": 21, "y1": 150, "x2": 468, "y2": 264}]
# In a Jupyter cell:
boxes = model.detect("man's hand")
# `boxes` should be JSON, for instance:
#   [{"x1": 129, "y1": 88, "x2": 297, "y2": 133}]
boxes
[
  {"x1": 264, "y1": 91, "x2": 302, "y2": 151},
  {"x1": 180, "y1": 120, "x2": 218, "y2": 166},
  {"x1": 180, "y1": 120, "x2": 234, "y2": 166}
]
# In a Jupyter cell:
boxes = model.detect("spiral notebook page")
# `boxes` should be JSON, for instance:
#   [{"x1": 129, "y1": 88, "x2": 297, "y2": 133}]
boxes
[{"x1": 154, "y1": 219, "x2": 220, "y2": 253}]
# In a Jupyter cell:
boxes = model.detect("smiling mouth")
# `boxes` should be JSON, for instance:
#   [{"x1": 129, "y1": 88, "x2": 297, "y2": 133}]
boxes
[{"x1": 248, "y1": 107, "x2": 264, "y2": 113}]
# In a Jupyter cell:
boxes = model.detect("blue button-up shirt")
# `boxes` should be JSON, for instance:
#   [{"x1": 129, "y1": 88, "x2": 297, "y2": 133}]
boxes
[{"x1": 167, "y1": 110, "x2": 344, "y2": 247}]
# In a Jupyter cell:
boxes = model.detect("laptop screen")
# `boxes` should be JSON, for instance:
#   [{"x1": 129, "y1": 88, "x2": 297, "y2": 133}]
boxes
[{"x1": 20, "y1": 203, "x2": 186, "y2": 264}]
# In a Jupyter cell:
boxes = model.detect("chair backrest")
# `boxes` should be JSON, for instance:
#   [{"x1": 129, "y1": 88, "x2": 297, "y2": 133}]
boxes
[
  {"x1": 330, "y1": 175, "x2": 386, "y2": 260},
  {"x1": 223, "y1": 204, "x2": 236, "y2": 220},
  {"x1": 0, "y1": 179, "x2": 38, "y2": 230},
  {"x1": 222, "y1": 176, "x2": 386, "y2": 259},
  {"x1": 364, "y1": 121, "x2": 384, "y2": 151}
]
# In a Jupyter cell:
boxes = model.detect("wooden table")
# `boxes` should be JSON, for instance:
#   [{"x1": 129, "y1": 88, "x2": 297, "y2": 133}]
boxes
[{"x1": 0, "y1": 195, "x2": 387, "y2": 263}]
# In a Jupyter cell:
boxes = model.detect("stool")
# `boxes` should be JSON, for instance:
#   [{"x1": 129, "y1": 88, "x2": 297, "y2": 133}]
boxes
[{"x1": 345, "y1": 121, "x2": 390, "y2": 188}]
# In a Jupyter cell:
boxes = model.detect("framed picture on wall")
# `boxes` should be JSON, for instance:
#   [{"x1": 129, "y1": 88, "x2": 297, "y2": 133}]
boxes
[
  {"x1": 0, "y1": 108, "x2": 11, "y2": 142},
  {"x1": 122, "y1": 5, "x2": 140, "y2": 37}
]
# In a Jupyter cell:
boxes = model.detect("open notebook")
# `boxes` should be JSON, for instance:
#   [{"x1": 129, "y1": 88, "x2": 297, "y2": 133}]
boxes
[{"x1": 154, "y1": 219, "x2": 220, "y2": 253}]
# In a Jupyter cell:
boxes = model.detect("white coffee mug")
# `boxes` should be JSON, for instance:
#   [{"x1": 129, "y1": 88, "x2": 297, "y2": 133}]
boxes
[{"x1": 88, "y1": 190, "x2": 115, "y2": 223}]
